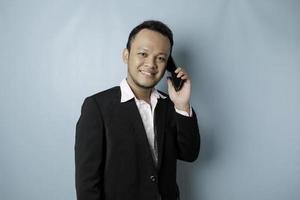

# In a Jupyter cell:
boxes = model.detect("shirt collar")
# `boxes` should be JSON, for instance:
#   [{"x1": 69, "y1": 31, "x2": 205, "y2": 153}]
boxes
[{"x1": 120, "y1": 78, "x2": 166, "y2": 103}]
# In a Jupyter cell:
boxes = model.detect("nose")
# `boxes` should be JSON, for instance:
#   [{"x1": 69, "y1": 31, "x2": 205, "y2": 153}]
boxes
[{"x1": 144, "y1": 56, "x2": 156, "y2": 69}]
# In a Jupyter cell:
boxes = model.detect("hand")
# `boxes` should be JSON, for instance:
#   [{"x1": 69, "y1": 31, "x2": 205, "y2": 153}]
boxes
[{"x1": 167, "y1": 67, "x2": 191, "y2": 113}]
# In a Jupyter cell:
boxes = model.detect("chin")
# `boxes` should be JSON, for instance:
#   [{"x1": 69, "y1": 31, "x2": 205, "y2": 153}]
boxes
[
  {"x1": 136, "y1": 79, "x2": 159, "y2": 89},
  {"x1": 139, "y1": 82, "x2": 157, "y2": 89}
]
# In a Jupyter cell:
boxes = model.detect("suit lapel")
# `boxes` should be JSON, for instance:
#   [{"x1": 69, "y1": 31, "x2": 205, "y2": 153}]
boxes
[
  {"x1": 154, "y1": 98, "x2": 168, "y2": 170},
  {"x1": 116, "y1": 86, "x2": 169, "y2": 171},
  {"x1": 119, "y1": 99, "x2": 157, "y2": 169}
]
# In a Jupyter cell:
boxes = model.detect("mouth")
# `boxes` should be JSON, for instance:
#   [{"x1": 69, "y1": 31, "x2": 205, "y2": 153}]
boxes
[{"x1": 139, "y1": 70, "x2": 157, "y2": 77}]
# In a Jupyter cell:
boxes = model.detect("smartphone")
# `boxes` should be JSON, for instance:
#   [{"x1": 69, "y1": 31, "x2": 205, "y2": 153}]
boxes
[{"x1": 166, "y1": 56, "x2": 184, "y2": 91}]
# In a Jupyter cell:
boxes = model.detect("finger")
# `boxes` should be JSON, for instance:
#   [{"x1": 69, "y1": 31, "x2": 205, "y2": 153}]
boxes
[
  {"x1": 175, "y1": 67, "x2": 182, "y2": 73},
  {"x1": 180, "y1": 74, "x2": 189, "y2": 80},
  {"x1": 176, "y1": 67, "x2": 187, "y2": 75},
  {"x1": 176, "y1": 70, "x2": 184, "y2": 78}
]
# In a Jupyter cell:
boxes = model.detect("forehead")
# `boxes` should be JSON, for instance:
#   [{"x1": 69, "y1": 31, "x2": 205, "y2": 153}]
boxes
[{"x1": 131, "y1": 29, "x2": 171, "y2": 54}]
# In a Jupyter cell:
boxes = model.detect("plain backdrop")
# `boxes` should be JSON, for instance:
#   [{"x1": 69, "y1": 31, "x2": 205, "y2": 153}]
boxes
[{"x1": 1, "y1": 0, "x2": 300, "y2": 200}]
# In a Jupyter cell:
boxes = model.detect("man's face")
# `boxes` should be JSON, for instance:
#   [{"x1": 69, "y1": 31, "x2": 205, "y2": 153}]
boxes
[{"x1": 123, "y1": 29, "x2": 171, "y2": 90}]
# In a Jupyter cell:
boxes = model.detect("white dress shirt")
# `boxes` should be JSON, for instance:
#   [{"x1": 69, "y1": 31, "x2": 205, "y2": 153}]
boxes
[{"x1": 120, "y1": 79, "x2": 191, "y2": 164}]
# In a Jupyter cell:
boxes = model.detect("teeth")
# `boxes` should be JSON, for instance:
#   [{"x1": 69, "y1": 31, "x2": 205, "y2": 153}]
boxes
[{"x1": 141, "y1": 71, "x2": 154, "y2": 76}]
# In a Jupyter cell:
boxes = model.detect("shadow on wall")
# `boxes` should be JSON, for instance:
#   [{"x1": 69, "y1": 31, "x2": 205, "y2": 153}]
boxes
[
  {"x1": 157, "y1": 41, "x2": 218, "y2": 199},
  {"x1": 172, "y1": 43, "x2": 218, "y2": 200}
]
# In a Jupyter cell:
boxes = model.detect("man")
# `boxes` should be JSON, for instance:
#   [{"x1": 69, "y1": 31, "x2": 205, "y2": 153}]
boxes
[{"x1": 75, "y1": 20, "x2": 200, "y2": 200}]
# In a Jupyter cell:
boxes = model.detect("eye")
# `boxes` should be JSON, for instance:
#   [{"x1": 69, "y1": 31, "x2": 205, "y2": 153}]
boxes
[
  {"x1": 157, "y1": 56, "x2": 166, "y2": 63},
  {"x1": 138, "y1": 52, "x2": 147, "y2": 57}
]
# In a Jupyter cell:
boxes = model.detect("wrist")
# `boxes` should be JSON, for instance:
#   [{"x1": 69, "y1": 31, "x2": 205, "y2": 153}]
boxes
[{"x1": 174, "y1": 103, "x2": 190, "y2": 113}]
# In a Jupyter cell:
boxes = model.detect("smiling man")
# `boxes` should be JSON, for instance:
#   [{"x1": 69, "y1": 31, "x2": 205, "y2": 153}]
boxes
[{"x1": 75, "y1": 20, "x2": 200, "y2": 200}]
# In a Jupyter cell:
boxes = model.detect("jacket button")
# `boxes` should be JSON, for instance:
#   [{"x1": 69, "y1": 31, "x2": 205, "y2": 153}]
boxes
[{"x1": 150, "y1": 175, "x2": 156, "y2": 182}]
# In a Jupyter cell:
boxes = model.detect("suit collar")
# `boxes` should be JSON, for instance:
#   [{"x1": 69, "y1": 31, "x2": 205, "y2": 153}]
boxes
[{"x1": 119, "y1": 78, "x2": 166, "y2": 103}]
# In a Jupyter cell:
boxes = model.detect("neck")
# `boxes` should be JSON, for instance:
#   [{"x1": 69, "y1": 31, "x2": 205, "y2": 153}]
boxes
[
  {"x1": 127, "y1": 79, "x2": 152, "y2": 103},
  {"x1": 135, "y1": 90, "x2": 151, "y2": 103}
]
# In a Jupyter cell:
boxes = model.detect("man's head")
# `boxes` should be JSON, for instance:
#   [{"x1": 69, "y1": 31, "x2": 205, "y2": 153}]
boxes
[
  {"x1": 126, "y1": 20, "x2": 174, "y2": 53},
  {"x1": 123, "y1": 20, "x2": 173, "y2": 90}
]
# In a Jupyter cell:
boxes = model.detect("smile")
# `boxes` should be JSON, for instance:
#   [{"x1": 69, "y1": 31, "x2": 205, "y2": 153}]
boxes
[{"x1": 140, "y1": 70, "x2": 156, "y2": 77}]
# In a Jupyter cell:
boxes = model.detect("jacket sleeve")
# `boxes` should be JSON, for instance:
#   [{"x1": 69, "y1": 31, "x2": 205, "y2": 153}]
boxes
[
  {"x1": 175, "y1": 108, "x2": 200, "y2": 162},
  {"x1": 75, "y1": 97, "x2": 105, "y2": 200}
]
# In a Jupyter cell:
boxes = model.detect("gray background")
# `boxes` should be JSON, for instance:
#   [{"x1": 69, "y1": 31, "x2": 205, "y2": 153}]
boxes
[{"x1": 1, "y1": 0, "x2": 299, "y2": 200}]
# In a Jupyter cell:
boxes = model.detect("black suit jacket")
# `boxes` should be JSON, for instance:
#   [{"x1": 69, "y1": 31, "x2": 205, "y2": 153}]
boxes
[{"x1": 75, "y1": 86, "x2": 200, "y2": 200}]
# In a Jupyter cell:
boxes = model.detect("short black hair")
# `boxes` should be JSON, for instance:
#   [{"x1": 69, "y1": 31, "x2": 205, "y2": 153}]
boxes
[{"x1": 126, "y1": 20, "x2": 173, "y2": 53}]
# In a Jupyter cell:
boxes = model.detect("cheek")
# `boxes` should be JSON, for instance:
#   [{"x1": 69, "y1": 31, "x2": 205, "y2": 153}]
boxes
[
  {"x1": 157, "y1": 66, "x2": 166, "y2": 77},
  {"x1": 158, "y1": 63, "x2": 167, "y2": 72},
  {"x1": 131, "y1": 57, "x2": 144, "y2": 67},
  {"x1": 128, "y1": 59, "x2": 143, "y2": 73}
]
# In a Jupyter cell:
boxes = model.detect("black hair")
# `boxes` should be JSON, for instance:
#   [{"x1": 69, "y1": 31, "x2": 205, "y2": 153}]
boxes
[{"x1": 126, "y1": 20, "x2": 173, "y2": 52}]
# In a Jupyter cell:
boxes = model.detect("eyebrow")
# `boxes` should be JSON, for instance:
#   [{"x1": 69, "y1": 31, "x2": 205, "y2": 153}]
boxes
[
  {"x1": 137, "y1": 47, "x2": 149, "y2": 52},
  {"x1": 137, "y1": 48, "x2": 168, "y2": 56}
]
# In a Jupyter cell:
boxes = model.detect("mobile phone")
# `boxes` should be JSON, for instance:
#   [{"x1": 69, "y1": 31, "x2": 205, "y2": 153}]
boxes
[{"x1": 166, "y1": 56, "x2": 184, "y2": 91}]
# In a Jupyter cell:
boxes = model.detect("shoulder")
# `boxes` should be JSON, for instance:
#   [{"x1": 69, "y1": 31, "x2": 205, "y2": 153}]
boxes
[
  {"x1": 83, "y1": 86, "x2": 121, "y2": 109},
  {"x1": 156, "y1": 89, "x2": 173, "y2": 105},
  {"x1": 156, "y1": 89, "x2": 168, "y2": 98},
  {"x1": 88, "y1": 86, "x2": 120, "y2": 101}
]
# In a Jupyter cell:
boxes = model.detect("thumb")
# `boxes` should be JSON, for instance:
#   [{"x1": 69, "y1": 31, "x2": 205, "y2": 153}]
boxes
[{"x1": 167, "y1": 77, "x2": 174, "y2": 92}]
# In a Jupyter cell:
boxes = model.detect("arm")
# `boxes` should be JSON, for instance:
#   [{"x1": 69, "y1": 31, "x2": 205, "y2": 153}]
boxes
[
  {"x1": 167, "y1": 67, "x2": 200, "y2": 162},
  {"x1": 75, "y1": 97, "x2": 105, "y2": 200},
  {"x1": 175, "y1": 109, "x2": 200, "y2": 162}
]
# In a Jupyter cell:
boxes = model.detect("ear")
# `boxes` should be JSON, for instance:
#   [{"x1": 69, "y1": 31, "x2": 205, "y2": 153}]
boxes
[{"x1": 122, "y1": 48, "x2": 129, "y2": 64}]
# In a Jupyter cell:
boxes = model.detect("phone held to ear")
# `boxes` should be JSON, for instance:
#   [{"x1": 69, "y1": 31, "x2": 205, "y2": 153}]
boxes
[{"x1": 166, "y1": 56, "x2": 184, "y2": 91}]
